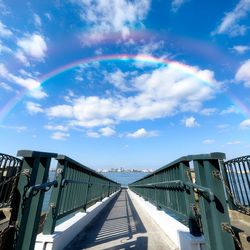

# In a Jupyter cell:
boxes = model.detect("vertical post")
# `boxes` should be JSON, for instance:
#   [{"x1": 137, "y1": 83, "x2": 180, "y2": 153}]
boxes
[
  {"x1": 43, "y1": 157, "x2": 68, "y2": 234},
  {"x1": 193, "y1": 153, "x2": 235, "y2": 250},
  {"x1": 179, "y1": 161, "x2": 201, "y2": 236},
  {"x1": 15, "y1": 150, "x2": 56, "y2": 250},
  {"x1": 219, "y1": 160, "x2": 235, "y2": 210}
]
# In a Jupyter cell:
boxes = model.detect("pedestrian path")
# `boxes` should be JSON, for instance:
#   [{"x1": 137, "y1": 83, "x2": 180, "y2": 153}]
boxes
[{"x1": 64, "y1": 189, "x2": 173, "y2": 250}]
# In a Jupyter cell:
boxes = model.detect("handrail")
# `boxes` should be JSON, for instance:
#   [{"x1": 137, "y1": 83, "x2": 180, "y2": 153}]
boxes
[
  {"x1": 6, "y1": 150, "x2": 121, "y2": 250},
  {"x1": 42, "y1": 154, "x2": 120, "y2": 234},
  {"x1": 128, "y1": 152, "x2": 235, "y2": 250},
  {"x1": 222, "y1": 155, "x2": 250, "y2": 210}
]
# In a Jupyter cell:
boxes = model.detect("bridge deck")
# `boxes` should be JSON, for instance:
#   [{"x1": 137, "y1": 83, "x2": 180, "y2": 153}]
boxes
[{"x1": 64, "y1": 189, "x2": 173, "y2": 250}]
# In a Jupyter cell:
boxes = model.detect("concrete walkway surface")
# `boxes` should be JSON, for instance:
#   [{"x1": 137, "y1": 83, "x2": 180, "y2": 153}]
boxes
[{"x1": 64, "y1": 189, "x2": 173, "y2": 250}]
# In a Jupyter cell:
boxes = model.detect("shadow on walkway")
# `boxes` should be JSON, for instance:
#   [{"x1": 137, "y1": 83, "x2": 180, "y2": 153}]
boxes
[{"x1": 64, "y1": 190, "x2": 147, "y2": 249}]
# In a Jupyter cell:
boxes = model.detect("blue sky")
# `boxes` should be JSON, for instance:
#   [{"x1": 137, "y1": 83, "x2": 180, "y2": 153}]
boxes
[{"x1": 0, "y1": 0, "x2": 250, "y2": 170}]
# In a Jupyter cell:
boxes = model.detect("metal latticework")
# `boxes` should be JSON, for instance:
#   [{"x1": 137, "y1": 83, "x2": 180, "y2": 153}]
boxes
[
  {"x1": 224, "y1": 156, "x2": 250, "y2": 208},
  {"x1": 0, "y1": 153, "x2": 22, "y2": 208}
]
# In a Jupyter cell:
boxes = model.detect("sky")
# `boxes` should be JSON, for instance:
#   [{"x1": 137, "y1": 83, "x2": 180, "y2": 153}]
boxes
[{"x1": 0, "y1": 0, "x2": 250, "y2": 170}]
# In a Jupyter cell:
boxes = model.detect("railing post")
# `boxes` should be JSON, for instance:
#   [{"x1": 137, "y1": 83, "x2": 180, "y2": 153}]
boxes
[
  {"x1": 43, "y1": 158, "x2": 68, "y2": 234},
  {"x1": 179, "y1": 161, "x2": 201, "y2": 236},
  {"x1": 15, "y1": 150, "x2": 56, "y2": 250},
  {"x1": 193, "y1": 153, "x2": 235, "y2": 250},
  {"x1": 219, "y1": 160, "x2": 235, "y2": 210}
]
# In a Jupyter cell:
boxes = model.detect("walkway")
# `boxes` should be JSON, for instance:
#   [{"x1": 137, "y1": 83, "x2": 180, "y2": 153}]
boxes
[{"x1": 64, "y1": 189, "x2": 173, "y2": 250}]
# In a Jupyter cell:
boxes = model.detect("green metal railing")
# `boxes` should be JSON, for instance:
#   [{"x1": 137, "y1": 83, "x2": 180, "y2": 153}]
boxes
[
  {"x1": 0, "y1": 150, "x2": 120, "y2": 250},
  {"x1": 43, "y1": 154, "x2": 120, "y2": 234},
  {"x1": 129, "y1": 152, "x2": 235, "y2": 250},
  {"x1": 0, "y1": 153, "x2": 22, "y2": 208},
  {"x1": 221, "y1": 155, "x2": 250, "y2": 211}
]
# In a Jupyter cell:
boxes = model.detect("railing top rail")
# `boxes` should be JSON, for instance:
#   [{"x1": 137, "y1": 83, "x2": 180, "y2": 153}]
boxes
[
  {"x1": 0, "y1": 153, "x2": 22, "y2": 161},
  {"x1": 57, "y1": 154, "x2": 119, "y2": 184},
  {"x1": 224, "y1": 155, "x2": 250, "y2": 164},
  {"x1": 17, "y1": 150, "x2": 57, "y2": 158},
  {"x1": 130, "y1": 152, "x2": 226, "y2": 183}
]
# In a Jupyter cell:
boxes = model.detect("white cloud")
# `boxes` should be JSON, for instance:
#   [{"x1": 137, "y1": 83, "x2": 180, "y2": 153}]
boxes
[
  {"x1": 34, "y1": 13, "x2": 42, "y2": 26},
  {"x1": 0, "y1": 63, "x2": 47, "y2": 98},
  {"x1": 136, "y1": 41, "x2": 164, "y2": 56},
  {"x1": 0, "y1": 125, "x2": 27, "y2": 132},
  {"x1": 232, "y1": 45, "x2": 250, "y2": 53},
  {"x1": 203, "y1": 139, "x2": 215, "y2": 144},
  {"x1": 171, "y1": 0, "x2": 189, "y2": 13},
  {"x1": 99, "y1": 127, "x2": 116, "y2": 136},
  {"x1": 239, "y1": 119, "x2": 250, "y2": 129},
  {"x1": 26, "y1": 102, "x2": 44, "y2": 114},
  {"x1": 46, "y1": 64, "x2": 216, "y2": 128},
  {"x1": 45, "y1": 13, "x2": 52, "y2": 20},
  {"x1": 105, "y1": 69, "x2": 133, "y2": 91},
  {"x1": 127, "y1": 128, "x2": 158, "y2": 138},
  {"x1": 44, "y1": 125, "x2": 68, "y2": 131},
  {"x1": 46, "y1": 105, "x2": 74, "y2": 118},
  {"x1": 17, "y1": 34, "x2": 47, "y2": 60},
  {"x1": 221, "y1": 105, "x2": 240, "y2": 115},
  {"x1": 182, "y1": 116, "x2": 200, "y2": 127},
  {"x1": 0, "y1": 21, "x2": 12, "y2": 37},
  {"x1": 217, "y1": 124, "x2": 229, "y2": 129},
  {"x1": 75, "y1": 0, "x2": 151, "y2": 44},
  {"x1": 86, "y1": 131, "x2": 100, "y2": 138},
  {"x1": 19, "y1": 69, "x2": 32, "y2": 77},
  {"x1": 0, "y1": 41, "x2": 12, "y2": 54},
  {"x1": 235, "y1": 59, "x2": 250, "y2": 87},
  {"x1": 227, "y1": 141, "x2": 241, "y2": 145},
  {"x1": 213, "y1": 0, "x2": 250, "y2": 36},
  {"x1": 51, "y1": 131, "x2": 70, "y2": 141},
  {"x1": 0, "y1": 82, "x2": 13, "y2": 91},
  {"x1": 15, "y1": 50, "x2": 30, "y2": 66},
  {"x1": 200, "y1": 108, "x2": 217, "y2": 116}
]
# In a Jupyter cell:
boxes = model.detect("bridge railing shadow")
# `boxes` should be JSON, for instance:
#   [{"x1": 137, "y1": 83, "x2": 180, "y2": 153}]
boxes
[{"x1": 64, "y1": 189, "x2": 147, "y2": 249}]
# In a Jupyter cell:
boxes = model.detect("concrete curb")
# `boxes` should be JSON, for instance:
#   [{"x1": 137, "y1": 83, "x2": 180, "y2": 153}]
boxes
[
  {"x1": 128, "y1": 189, "x2": 205, "y2": 250},
  {"x1": 35, "y1": 190, "x2": 120, "y2": 250}
]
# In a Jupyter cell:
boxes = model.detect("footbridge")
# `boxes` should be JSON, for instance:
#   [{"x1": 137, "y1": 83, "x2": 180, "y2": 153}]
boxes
[{"x1": 0, "y1": 150, "x2": 249, "y2": 250}]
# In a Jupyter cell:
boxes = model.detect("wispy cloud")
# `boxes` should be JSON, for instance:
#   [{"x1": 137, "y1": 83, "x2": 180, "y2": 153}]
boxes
[
  {"x1": 213, "y1": 0, "x2": 250, "y2": 36},
  {"x1": 0, "y1": 21, "x2": 12, "y2": 37},
  {"x1": 0, "y1": 125, "x2": 27, "y2": 132},
  {"x1": 227, "y1": 141, "x2": 241, "y2": 145},
  {"x1": 86, "y1": 131, "x2": 100, "y2": 138},
  {"x1": 26, "y1": 102, "x2": 44, "y2": 114},
  {"x1": 73, "y1": 0, "x2": 151, "y2": 45},
  {"x1": 99, "y1": 127, "x2": 116, "y2": 136},
  {"x1": 0, "y1": 63, "x2": 47, "y2": 99},
  {"x1": 0, "y1": 82, "x2": 13, "y2": 91},
  {"x1": 200, "y1": 108, "x2": 217, "y2": 116},
  {"x1": 45, "y1": 125, "x2": 68, "y2": 131},
  {"x1": 34, "y1": 13, "x2": 42, "y2": 27},
  {"x1": 203, "y1": 139, "x2": 215, "y2": 144},
  {"x1": 235, "y1": 59, "x2": 250, "y2": 87},
  {"x1": 127, "y1": 128, "x2": 158, "y2": 138},
  {"x1": 232, "y1": 45, "x2": 250, "y2": 53},
  {"x1": 182, "y1": 116, "x2": 200, "y2": 127},
  {"x1": 220, "y1": 105, "x2": 240, "y2": 115},
  {"x1": 51, "y1": 131, "x2": 70, "y2": 141},
  {"x1": 239, "y1": 119, "x2": 250, "y2": 129},
  {"x1": 171, "y1": 0, "x2": 189, "y2": 13}
]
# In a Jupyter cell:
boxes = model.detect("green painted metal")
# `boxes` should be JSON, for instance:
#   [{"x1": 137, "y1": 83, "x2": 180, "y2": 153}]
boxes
[
  {"x1": 43, "y1": 154, "x2": 120, "y2": 234},
  {"x1": 223, "y1": 155, "x2": 250, "y2": 209},
  {"x1": 129, "y1": 152, "x2": 235, "y2": 250},
  {"x1": 15, "y1": 150, "x2": 57, "y2": 250}
]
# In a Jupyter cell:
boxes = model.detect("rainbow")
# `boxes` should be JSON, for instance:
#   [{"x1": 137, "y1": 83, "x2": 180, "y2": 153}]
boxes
[{"x1": 0, "y1": 54, "x2": 249, "y2": 124}]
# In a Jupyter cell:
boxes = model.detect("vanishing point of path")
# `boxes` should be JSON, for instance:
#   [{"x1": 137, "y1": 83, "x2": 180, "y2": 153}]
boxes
[{"x1": 64, "y1": 189, "x2": 172, "y2": 250}]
